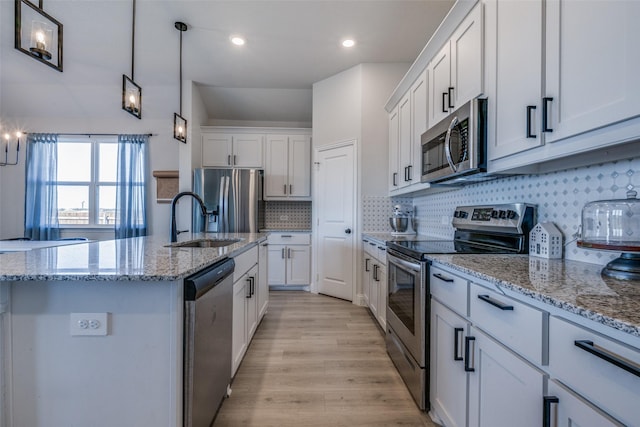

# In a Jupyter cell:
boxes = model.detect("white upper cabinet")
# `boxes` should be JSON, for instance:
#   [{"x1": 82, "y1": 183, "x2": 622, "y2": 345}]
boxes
[
  {"x1": 389, "y1": 71, "x2": 428, "y2": 194},
  {"x1": 388, "y1": 106, "x2": 400, "y2": 191},
  {"x1": 486, "y1": 0, "x2": 640, "y2": 172},
  {"x1": 486, "y1": 0, "x2": 544, "y2": 161},
  {"x1": 398, "y1": 93, "x2": 412, "y2": 188},
  {"x1": 202, "y1": 132, "x2": 263, "y2": 168},
  {"x1": 544, "y1": 0, "x2": 640, "y2": 144},
  {"x1": 429, "y1": 3, "x2": 484, "y2": 126},
  {"x1": 264, "y1": 134, "x2": 311, "y2": 200}
]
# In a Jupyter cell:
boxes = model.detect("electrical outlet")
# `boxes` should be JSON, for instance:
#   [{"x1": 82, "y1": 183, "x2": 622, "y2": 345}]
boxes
[
  {"x1": 70, "y1": 313, "x2": 109, "y2": 336},
  {"x1": 279, "y1": 215, "x2": 289, "y2": 221}
]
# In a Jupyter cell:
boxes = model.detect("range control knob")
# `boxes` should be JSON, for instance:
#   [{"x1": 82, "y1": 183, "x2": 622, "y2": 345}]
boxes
[
  {"x1": 506, "y1": 210, "x2": 518, "y2": 220},
  {"x1": 498, "y1": 210, "x2": 507, "y2": 219},
  {"x1": 491, "y1": 210, "x2": 499, "y2": 219},
  {"x1": 459, "y1": 211, "x2": 468, "y2": 219},
  {"x1": 453, "y1": 211, "x2": 460, "y2": 218}
]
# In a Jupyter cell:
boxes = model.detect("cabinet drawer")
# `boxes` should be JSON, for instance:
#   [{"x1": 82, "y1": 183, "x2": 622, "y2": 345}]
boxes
[
  {"x1": 469, "y1": 283, "x2": 546, "y2": 366},
  {"x1": 548, "y1": 316, "x2": 640, "y2": 427},
  {"x1": 363, "y1": 241, "x2": 378, "y2": 258},
  {"x1": 429, "y1": 265, "x2": 468, "y2": 316},
  {"x1": 233, "y1": 245, "x2": 258, "y2": 283},
  {"x1": 267, "y1": 233, "x2": 310, "y2": 245}
]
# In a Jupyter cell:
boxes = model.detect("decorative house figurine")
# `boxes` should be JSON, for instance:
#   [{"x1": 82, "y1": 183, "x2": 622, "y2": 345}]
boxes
[{"x1": 529, "y1": 222, "x2": 563, "y2": 259}]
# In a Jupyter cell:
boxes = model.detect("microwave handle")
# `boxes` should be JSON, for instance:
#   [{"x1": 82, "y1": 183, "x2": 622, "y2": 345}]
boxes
[{"x1": 444, "y1": 116, "x2": 459, "y2": 172}]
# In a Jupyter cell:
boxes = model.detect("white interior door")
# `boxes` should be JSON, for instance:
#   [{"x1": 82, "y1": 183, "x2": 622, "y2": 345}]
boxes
[{"x1": 315, "y1": 142, "x2": 356, "y2": 301}]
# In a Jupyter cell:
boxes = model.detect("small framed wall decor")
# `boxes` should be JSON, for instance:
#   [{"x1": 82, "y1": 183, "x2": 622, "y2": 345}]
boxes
[{"x1": 15, "y1": 0, "x2": 63, "y2": 72}]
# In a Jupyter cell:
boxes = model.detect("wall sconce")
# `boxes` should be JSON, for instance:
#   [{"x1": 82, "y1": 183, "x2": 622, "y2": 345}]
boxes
[
  {"x1": 0, "y1": 131, "x2": 23, "y2": 166},
  {"x1": 173, "y1": 21, "x2": 187, "y2": 144},
  {"x1": 15, "y1": 0, "x2": 63, "y2": 72},
  {"x1": 122, "y1": 0, "x2": 142, "y2": 119}
]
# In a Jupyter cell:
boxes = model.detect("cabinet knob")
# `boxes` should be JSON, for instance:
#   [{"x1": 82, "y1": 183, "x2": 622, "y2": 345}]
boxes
[{"x1": 345, "y1": 228, "x2": 352, "y2": 234}]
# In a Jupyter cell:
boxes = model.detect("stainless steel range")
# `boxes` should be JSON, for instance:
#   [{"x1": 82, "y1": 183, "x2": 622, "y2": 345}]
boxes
[{"x1": 385, "y1": 203, "x2": 536, "y2": 410}]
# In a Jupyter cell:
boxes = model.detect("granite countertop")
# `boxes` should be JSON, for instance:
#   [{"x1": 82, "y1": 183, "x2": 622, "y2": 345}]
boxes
[
  {"x1": 429, "y1": 254, "x2": 640, "y2": 337},
  {"x1": 0, "y1": 233, "x2": 267, "y2": 282}
]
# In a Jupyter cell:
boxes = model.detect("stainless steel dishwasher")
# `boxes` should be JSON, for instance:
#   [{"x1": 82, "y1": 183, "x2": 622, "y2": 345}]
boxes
[{"x1": 183, "y1": 257, "x2": 235, "y2": 427}]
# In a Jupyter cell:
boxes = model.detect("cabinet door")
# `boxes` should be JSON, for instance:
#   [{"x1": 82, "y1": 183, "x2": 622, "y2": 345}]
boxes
[
  {"x1": 430, "y1": 300, "x2": 468, "y2": 427},
  {"x1": 468, "y1": 327, "x2": 544, "y2": 427},
  {"x1": 202, "y1": 133, "x2": 233, "y2": 167},
  {"x1": 286, "y1": 245, "x2": 311, "y2": 285},
  {"x1": 450, "y1": 3, "x2": 483, "y2": 109},
  {"x1": 545, "y1": 0, "x2": 640, "y2": 144},
  {"x1": 410, "y1": 71, "x2": 428, "y2": 178},
  {"x1": 246, "y1": 266, "x2": 259, "y2": 339},
  {"x1": 388, "y1": 107, "x2": 400, "y2": 191},
  {"x1": 546, "y1": 380, "x2": 624, "y2": 427},
  {"x1": 369, "y1": 263, "x2": 380, "y2": 321},
  {"x1": 428, "y1": 43, "x2": 452, "y2": 126},
  {"x1": 257, "y1": 242, "x2": 269, "y2": 319},
  {"x1": 267, "y1": 244, "x2": 287, "y2": 285},
  {"x1": 232, "y1": 277, "x2": 248, "y2": 376},
  {"x1": 264, "y1": 135, "x2": 289, "y2": 198},
  {"x1": 362, "y1": 248, "x2": 372, "y2": 306},
  {"x1": 398, "y1": 93, "x2": 413, "y2": 189},
  {"x1": 376, "y1": 263, "x2": 387, "y2": 329},
  {"x1": 288, "y1": 135, "x2": 311, "y2": 198},
  {"x1": 486, "y1": 0, "x2": 544, "y2": 161},
  {"x1": 232, "y1": 134, "x2": 263, "y2": 168}
]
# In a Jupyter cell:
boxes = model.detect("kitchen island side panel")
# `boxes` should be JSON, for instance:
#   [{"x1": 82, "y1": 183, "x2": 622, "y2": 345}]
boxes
[{"x1": 6, "y1": 280, "x2": 182, "y2": 427}]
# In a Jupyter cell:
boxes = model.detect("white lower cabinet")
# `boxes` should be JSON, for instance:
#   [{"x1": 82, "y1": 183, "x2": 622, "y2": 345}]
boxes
[
  {"x1": 430, "y1": 262, "x2": 638, "y2": 427},
  {"x1": 467, "y1": 327, "x2": 544, "y2": 427},
  {"x1": 362, "y1": 239, "x2": 387, "y2": 329},
  {"x1": 546, "y1": 379, "x2": 624, "y2": 427},
  {"x1": 232, "y1": 264, "x2": 258, "y2": 376},
  {"x1": 430, "y1": 300, "x2": 468, "y2": 427},
  {"x1": 231, "y1": 244, "x2": 268, "y2": 377},
  {"x1": 267, "y1": 233, "x2": 311, "y2": 286}
]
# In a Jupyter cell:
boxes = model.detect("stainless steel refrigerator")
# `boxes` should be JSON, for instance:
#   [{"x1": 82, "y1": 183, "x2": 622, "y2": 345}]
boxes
[{"x1": 192, "y1": 168, "x2": 264, "y2": 233}]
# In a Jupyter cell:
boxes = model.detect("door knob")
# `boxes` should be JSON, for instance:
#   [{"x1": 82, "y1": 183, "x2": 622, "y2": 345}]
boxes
[{"x1": 345, "y1": 228, "x2": 352, "y2": 234}]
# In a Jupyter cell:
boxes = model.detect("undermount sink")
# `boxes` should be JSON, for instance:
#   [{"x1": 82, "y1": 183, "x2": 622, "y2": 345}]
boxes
[{"x1": 167, "y1": 238, "x2": 241, "y2": 248}]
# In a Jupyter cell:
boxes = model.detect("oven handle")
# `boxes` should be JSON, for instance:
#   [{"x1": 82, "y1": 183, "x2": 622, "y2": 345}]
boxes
[
  {"x1": 444, "y1": 115, "x2": 459, "y2": 172},
  {"x1": 387, "y1": 252, "x2": 422, "y2": 273}
]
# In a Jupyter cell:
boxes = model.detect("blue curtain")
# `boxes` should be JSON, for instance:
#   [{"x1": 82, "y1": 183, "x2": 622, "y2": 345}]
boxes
[
  {"x1": 24, "y1": 133, "x2": 60, "y2": 240},
  {"x1": 115, "y1": 134, "x2": 148, "y2": 239}
]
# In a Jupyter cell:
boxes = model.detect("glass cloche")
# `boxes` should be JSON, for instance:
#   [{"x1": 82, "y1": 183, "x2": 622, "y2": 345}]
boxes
[{"x1": 577, "y1": 190, "x2": 640, "y2": 280}]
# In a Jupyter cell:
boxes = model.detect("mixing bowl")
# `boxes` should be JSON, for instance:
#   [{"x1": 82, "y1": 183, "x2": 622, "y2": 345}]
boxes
[{"x1": 389, "y1": 217, "x2": 408, "y2": 233}]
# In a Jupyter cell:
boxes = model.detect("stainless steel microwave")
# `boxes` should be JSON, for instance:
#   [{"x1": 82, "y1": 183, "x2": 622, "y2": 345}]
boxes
[{"x1": 420, "y1": 98, "x2": 488, "y2": 184}]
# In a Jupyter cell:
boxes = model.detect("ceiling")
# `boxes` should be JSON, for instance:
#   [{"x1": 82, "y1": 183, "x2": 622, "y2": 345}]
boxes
[{"x1": 0, "y1": 0, "x2": 455, "y2": 124}]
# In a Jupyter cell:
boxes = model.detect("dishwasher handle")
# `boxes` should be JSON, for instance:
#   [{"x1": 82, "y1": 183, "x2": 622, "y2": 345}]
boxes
[{"x1": 184, "y1": 258, "x2": 235, "y2": 300}]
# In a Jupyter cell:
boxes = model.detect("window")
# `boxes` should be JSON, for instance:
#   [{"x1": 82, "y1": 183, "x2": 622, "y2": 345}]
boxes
[{"x1": 57, "y1": 136, "x2": 117, "y2": 227}]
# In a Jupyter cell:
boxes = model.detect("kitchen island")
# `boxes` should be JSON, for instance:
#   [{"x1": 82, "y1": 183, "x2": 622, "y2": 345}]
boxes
[{"x1": 0, "y1": 233, "x2": 267, "y2": 427}]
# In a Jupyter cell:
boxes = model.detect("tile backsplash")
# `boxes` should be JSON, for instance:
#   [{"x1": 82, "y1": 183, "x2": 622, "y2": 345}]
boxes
[
  {"x1": 264, "y1": 201, "x2": 312, "y2": 229},
  {"x1": 411, "y1": 157, "x2": 640, "y2": 265},
  {"x1": 363, "y1": 157, "x2": 640, "y2": 266},
  {"x1": 363, "y1": 196, "x2": 413, "y2": 232}
]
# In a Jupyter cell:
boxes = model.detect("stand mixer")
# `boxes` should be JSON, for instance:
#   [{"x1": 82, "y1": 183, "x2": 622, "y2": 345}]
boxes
[{"x1": 389, "y1": 204, "x2": 417, "y2": 235}]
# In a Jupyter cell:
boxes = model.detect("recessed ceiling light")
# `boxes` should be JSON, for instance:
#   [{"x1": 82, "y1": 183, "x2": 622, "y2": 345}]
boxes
[
  {"x1": 230, "y1": 36, "x2": 245, "y2": 46},
  {"x1": 342, "y1": 39, "x2": 355, "y2": 48}
]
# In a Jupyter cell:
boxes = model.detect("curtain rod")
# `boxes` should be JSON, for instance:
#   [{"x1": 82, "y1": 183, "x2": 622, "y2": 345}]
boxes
[{"x1": 53, "y1": 133, "x2": 156, "y2": 137}]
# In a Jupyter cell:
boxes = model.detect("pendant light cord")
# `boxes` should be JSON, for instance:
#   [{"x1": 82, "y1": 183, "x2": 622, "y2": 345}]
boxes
[
  {"x1": 179, "y1": 28, "x2": 183, "y2": 115},
  {"x1": 131, "y1": 0, "x2": 136, "y2": 80}
]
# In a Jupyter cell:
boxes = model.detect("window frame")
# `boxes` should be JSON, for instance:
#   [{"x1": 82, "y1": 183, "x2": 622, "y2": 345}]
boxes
[{"x1": 56, "y1": 135, "x2": 118, "y2": 229}]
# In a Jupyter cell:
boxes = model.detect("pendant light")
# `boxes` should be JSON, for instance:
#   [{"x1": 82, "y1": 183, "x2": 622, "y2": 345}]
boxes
[
  {"x1": 15, "y1": 0, "x2": 63, "y2": 71},
  {"x1": 122, "y1": 0, "x2": 142, "y2": 119},
  {"x1": 173, "y1": 21, "x2": 187, "y2": 143}
]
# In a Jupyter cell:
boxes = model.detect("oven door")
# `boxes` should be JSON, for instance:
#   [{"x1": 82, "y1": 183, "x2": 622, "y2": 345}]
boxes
[{"x1": 386, "y1": 249, "x2": 426, "y2": 366}]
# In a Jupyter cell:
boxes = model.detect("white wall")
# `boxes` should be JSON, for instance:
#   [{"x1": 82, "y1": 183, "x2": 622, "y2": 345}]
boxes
[{"x1": 312, "y1": 65, "x2": 363, "y2": 148}]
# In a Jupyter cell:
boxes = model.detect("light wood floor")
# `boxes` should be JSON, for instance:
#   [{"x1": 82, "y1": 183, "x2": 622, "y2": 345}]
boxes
[{"x1": 213, "y1": 291, "x2": 436, "y2": 427}]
